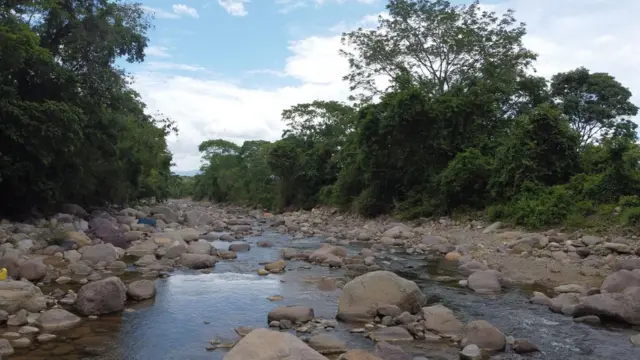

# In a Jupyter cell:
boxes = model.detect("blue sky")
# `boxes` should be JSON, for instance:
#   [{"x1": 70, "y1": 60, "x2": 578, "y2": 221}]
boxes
[
  {"x1": 123, "y1": 1, "x2": 640, "y2": 172},
  {"x1": 127, "y1": 0, "x2": 387, "y2": 90}
]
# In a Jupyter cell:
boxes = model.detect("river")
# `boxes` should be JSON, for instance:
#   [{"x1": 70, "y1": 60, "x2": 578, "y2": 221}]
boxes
[{"x1": 8, "y1": 228, "x2": 640, "y2": 360}]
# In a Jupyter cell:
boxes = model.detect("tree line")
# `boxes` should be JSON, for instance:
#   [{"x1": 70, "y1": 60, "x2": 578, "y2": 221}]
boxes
[
  {"x1": 0, "y1": 0, "x2": 176, "y2": 217},
  {"x1": 190, "y1": 0, "x2": 640, "y2": 229}
]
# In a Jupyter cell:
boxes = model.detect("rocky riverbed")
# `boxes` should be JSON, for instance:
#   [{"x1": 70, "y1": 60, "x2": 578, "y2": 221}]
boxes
[{"x1": 0, "y1": 200, "x2": 639, "y2": 359}]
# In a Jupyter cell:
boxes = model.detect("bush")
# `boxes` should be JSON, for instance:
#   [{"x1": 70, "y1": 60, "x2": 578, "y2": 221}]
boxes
[
  {"x1": 500, "y1": 184, "x2": 574, "y2": 228},
  {"x1": 620, "y1": 207, "x2": 640, "y2": 226}
]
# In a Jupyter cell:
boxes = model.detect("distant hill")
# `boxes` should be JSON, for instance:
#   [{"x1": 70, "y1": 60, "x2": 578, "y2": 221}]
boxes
[{"x1": 172, "y1": 169, "x2": 200, "y2": 177}]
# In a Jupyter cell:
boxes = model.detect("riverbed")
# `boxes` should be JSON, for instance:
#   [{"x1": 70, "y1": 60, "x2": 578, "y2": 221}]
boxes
[{"x1": 9, "y1": 229, "x2": 640, "y2": 360}]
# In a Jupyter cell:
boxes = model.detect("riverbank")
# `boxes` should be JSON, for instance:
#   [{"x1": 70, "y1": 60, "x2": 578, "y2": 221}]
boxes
[{"x1": 0, "y1": 200, "x2": 639, "y2": 359}]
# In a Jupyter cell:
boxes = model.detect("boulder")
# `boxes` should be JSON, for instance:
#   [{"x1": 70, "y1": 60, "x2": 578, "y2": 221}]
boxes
[
  {"x1": 573, "y1": 286, "x2": 640, "y2": 325},
  {"x1": 264, "y1": 260, "x2": 287, "y2": 273},
  {"x1": 76, "y1": 276, "x2": 127, "y2": 315},
  {"x1": 89, "y1": 217, "x2": 126, "y2": 247},
  {"x1": 127, "y1": 280, "x2": 157, "y2": 301},
  {"x1": 337, "y1": 271, "x2": 425, "y2": 322},
  {"x1": 149, "y1": 206, "x2": 179, "y2": 223},
  {"x1": 187, "y1": 241, "x2": 212, "y2": 255},
  {"x1": 422, "y1": 304, "x2": 463, "y2": 336},
  {"x1": 467, "y1": 270, "x2": 502, "y2": 294},
  {"x1": 223, "y1": 328, "x2": 327, "y2": 360},
  {"x1": 179, "y1": 253, "x2": 216, "y2": 269},
  {"x1": 307, "y1": 333, "x2": 347, "y2": 355},
  {"x1": 601, "y1": 270, "x2": 640, "y2": 293},
  {"x1": 461, "y1": 320, "x2": 505, "y2": 351},
  {"x1": 308, "y1": 244, "x2": 347, "y2": 264},
  {"x1": 374, "y1": 341, "x2": 411, "y2": 359},
  {"x1": 65, "y1": 231, "x2": 92, "y2": 247},
  {"x1": 36, "y1": 308, "x2": 81, "y2": 331},
  {"x1": 81, "y1": 243, "x2": 118, "y2": 264},
  {"x1": 0, "y1": 338, "x2": 15, "y2": 357},
  {"x1": 185, "y1": 210, "x2": 215, "y2": 226},
  {"x1": 18, "y1": 259, "x2": 47, "y2": 282},
  {"x1": 0, "y1": 280, "x2": 47, "y2": 314}
]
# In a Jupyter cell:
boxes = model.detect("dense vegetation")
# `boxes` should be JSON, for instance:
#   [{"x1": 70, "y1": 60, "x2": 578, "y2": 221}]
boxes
[
  {"x1": 0, "y1": 0, "x2": 176, "y2": 216},
  {"x1": 190, "y1": 0, "x2": 640, "y2": 230}
]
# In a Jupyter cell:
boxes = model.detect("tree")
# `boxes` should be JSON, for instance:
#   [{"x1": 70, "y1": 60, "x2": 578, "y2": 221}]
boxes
[
  {"x1": 0, "y1": 0, "x2": 175, "y2": 216},
  {"x1": 550, "y1": 67, "x2": 639, "y2": 146},
  {"x1": 341, "y1": 0, "x2": 536, "y2": 102},
  {"x1": 489, "y1": 104, "x2": 581, "y2": 200}
]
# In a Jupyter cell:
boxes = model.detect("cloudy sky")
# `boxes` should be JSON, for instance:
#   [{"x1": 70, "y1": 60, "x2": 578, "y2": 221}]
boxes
[{"x1": 125, "y1": 0, "x2": 640, "y2": 172}]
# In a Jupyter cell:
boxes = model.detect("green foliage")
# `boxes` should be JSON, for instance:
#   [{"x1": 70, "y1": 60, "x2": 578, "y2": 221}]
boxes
[
  {"x1": 489, "y1": 104, "x2": 581, "y2": 200},
  {"x1": 0, "y1": 0, "x2": 175, "y2": 216},
  {"x1": 550, "y1": 67, "x2": 639, "y2": 146},
  {"x1": 193, "y1": 0, "x2": 640, "y2": 231}
]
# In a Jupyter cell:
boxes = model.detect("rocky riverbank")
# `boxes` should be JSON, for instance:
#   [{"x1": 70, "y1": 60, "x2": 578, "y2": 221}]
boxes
[{"x1": 0, "y1": 200, "x2": 639, "y2": 359}]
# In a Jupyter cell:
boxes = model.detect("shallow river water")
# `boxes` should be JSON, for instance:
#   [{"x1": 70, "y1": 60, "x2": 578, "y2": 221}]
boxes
[{"x1": 9, "y1": 230, "x2": 640, "y2": 360}]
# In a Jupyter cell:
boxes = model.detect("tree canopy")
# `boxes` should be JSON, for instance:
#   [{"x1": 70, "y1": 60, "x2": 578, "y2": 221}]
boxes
[{"x1": 0, "y1": 0, "x2": 176, "y2": 216}]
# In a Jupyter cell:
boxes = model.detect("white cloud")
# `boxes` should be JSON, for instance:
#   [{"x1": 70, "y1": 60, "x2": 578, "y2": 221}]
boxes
[
  {"x1": 146, "y1": 46, "x2": 171, "y2": 58},
  {"x1": 142, "y1": 5, "x2": 199, "y2": 19},
  {"x1": 276, "y1": 0, "x2": 377, "y2": 13},
  {"x1": 133, "y1": 0, "x2": 640, "y2": 171},
  {"x1": 171, "y1": 4, "x2": 199, "y2": 18},
  {"x1": 218, "y1": 0, "x2": 250, "y2": 16},
  {"x1": 141, "y1": 6, "x2": 181, "y2": 19}
]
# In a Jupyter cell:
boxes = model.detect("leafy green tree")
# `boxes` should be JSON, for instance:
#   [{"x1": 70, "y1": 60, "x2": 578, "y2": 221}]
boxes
[
  {"x1": 550, "y1": 67, "x2": 639, "y2": 146},
  {"x1": 341, "y1": 0, "x2": 536, "y2": 102},
  {"x1": 0, "y1": 0, "x2": 175, "y2": 216},
  {"x1": 489, "y1": 104, "x2": 581, "y2": 200}
]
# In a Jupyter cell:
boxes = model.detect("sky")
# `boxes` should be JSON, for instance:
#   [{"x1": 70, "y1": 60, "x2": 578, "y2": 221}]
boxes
[{"x1": 125, "y1": 0, "x2": 640, "y2": 173}]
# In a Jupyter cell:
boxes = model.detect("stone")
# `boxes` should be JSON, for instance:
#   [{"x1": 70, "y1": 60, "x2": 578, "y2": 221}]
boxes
[
  {"x1": 223, "y1": 328, "x2": 327, "y2": 360},
  {"x1": 513, "y1": 338, "x2": 540, "y2": 354},
  {"x1": 573, "y1": 286, "x2": 640, "y2": 325},
  {"x1": 422, "y1": 304, "x2": 463, "y2": 336},
  {"x1": 460, "y1": 344, "x2": 481, "y2": 360},
  {"x1": 467, "y1": 270, "x2": 501, "y2": 294},
  {"x1": 307, "y1": 333, "x2": 347, "y2": 355},
  {"x1": 18, "y1": 259, "x2": 47, "y2": 281},
  {"x1": 7, "y1": 309, "x2": 28, "y2": 326},
  {"x1": 36, "y1": 308, "x2": 81, "y2": 331},
  {"x1": 264, "y1": 259, "x2": 287, "y2": 273},
  {"x1": 601, "y1": 270, "x2": 640, "y2": 293},
  {"x1": 76, "y1": 276, "x2": 127, "y2": 315},
  {"x1": 65, "y1": 231, "x2": 92, "y2": 247},
  {"x1": 267, "y1": 306, "x2": 314, "y2": 323},
  {"x1": 337, "y1": 270, "x2": 425, "y2": 322},
  {"x1": 81, "y1": 243, "x2": 118, "y2": 264},
  {"x1": 127, "y1": 280, "x2": 157, "y2": 301},
  {"x1": 69, "y1": 262, "x2": 93, "y2": 276},
  {"x1": 373, "y1": 341, "x2": 411, "y2": 360},
  {"x1": 229, "y1": 243, "x2": 250, "y2": 252},
  {"x1": 0, "y1": 280, "x2": 47, "y2": 313},
  {"x1": 461, "y1": 320, "x2": 505, "y2": 351},
  {"x1": 37, "y1": 334, "x2": 57, "y2": 342},
  {"x1": 187, "y1": 241, "x2": 212, "y2": 255},
  {"x1": 179, "y1": 253, "x2": 217, "y2": 269},
  {"x1": 369, "y1": 326, "x2": 414, "y2": 342}
]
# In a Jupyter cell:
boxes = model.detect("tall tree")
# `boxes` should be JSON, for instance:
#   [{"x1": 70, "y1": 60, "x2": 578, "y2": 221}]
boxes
[
  {"x1": 550, "y1": 67, "x2": 639, "y2": 146},
  {"x1": 341, "y1": 0, "x2": 536, "y2": 102}
]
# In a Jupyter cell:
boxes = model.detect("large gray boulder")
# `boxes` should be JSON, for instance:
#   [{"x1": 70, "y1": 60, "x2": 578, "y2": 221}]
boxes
[
  {"x1": 337, "y1": 270, "x2": 425, "y2": 322},
  {"x1": 36, "y1": 308, "x2": 81, "y2": 331},
  {"x1": 223, "y1": 328, "x2": 327, "y2": 360},
  {"x1": 0, "y1": 280, "x2": 47, "y2": 314},
  {"x1": 76, "y1": 276, "x2": 127, "y2": 315}
]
